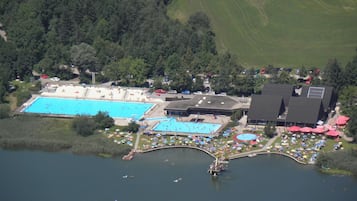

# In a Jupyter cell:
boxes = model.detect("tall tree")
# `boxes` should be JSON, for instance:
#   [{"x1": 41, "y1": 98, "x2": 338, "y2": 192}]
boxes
[
  {"x1": 343, "y1": 49, "x2": 357, "y2": 86},
  {"x1": 93, "y1": 37, "x2": 124, "y2": 67},
  {"x1": 346, "y1": 107, "x2": 357, "y2": 142},
  {"x1": 276, "y1": 71, "x2": 295, "y2": 84},
  {"x1": 264, "y1": 122, "x2": 276, "y2": 138},
  {"x1": 70, "y1": 43, "x2": 98, "y2": 73},
  {"x1": 323, "y1": 59, "x2": 344, "y2": 91},
  {"x1": 339, "y1": 86, "x2": 357, "y2": 116},
  {"x1": 187, "y1": 11, "x2": 211, "y2": 32},
  {"x1": 103, "y1": 57, "x2": 148, "y2": 86}
]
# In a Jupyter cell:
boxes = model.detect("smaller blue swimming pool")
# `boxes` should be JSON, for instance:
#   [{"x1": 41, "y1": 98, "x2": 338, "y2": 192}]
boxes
[
  {"x1": 236, "y1": 133, "x2": 257, "y2": 141},
  {"x1": 152, "y1": 118, "x2": 221, "y2": 135}
]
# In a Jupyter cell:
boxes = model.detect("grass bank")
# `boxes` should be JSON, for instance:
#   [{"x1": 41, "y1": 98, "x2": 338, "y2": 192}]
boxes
[
  {"x1": 319, "y1": 168, "x2": 353, "y2": 176},
  {"x1": 168, "y1": 0, "x2": 357, "y2": 67},
  {"x1": 0, "y1": 116, "x2": 131, "y2": 157},
  {"x1": 316, "y1": 148, "x2": 357, "y2": 176}
]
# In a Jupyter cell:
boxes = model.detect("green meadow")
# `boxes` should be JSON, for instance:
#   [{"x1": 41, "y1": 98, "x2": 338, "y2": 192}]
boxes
[{"x1": 168, "y1": 0, "x2": 357, "y2": 68}]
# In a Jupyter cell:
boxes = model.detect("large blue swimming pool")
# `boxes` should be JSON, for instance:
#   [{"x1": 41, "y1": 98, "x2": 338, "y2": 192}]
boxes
[
  {"x1": 152, "y1": 118, "x2": 221, "y2": 135},
  {"x1": 24, "y1": 97, "x2": 154, "y2": 120}
]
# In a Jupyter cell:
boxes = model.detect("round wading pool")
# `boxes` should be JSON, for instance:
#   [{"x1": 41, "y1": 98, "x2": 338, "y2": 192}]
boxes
[{"x1": 235, "y1": 133, "x2": 257, "y2": 141}]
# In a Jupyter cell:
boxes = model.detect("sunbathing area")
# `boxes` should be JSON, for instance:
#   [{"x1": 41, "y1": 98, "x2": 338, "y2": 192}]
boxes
[
  {"x1": 102, "y1": 111, "x2": 352, "y2": 165},
  {"x1": 107, "y1": 125, "x2": 271, "y2": 159},
  {"x1": 41, "y1": 84, "x2": 163, "y2": 103}
]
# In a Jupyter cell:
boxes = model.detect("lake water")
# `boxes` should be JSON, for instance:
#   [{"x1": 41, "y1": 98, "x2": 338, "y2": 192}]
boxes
[{"x1": 1, "y1": 149, "x2": 357, "y2": 201}]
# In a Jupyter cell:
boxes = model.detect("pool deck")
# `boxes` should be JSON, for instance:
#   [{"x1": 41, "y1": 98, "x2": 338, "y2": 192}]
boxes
[
  {"x1": 41, "y1": 84, "x2": 163, "y2": 103},
  {"x1": 20, "y1": 84, "x2": 230, "y2": 131}
]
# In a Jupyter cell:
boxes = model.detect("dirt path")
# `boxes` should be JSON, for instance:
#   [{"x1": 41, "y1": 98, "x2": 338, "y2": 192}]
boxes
[{"x1": 0, "y1": 22, "x2": 7, "y2": 41}]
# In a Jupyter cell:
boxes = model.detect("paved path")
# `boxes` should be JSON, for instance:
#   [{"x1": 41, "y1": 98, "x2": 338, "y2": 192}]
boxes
[{"x1": 134, "y1": 132, "x2": 141, "y2": 151}]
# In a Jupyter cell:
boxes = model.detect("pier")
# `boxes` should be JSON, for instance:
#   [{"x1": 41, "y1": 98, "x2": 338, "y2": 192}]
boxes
[
  {"x1": 208, "y1": 158, "x2": 229, "y2": 176},
  {"x1": 122, "y1": 150, "x2": 135, "y2": 160}
]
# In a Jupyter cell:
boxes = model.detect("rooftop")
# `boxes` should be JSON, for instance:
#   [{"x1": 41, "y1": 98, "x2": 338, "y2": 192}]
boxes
[
  {"x1": 286, "y1": 97, "x2": 324, "y2": 125},
  {"x1": 248, "y1": 94, "x2": 285, "y2": 122}
]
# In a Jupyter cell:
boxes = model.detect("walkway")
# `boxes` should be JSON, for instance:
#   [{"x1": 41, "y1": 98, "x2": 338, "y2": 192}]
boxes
[{"x1": 137, "y1": 145, "x2": 216, "y2": 158}]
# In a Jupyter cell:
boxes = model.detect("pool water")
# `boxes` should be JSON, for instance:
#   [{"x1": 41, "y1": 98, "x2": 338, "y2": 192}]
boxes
[
  {"x1": 236, "y1": 133, "x2": 257, "y2": 141},
  {"x1": 24, "y1": 97, "x2": 154, "y2": 120},
  {"x1": 152, "y1": 118, "x2": 221, "y2": 135}
]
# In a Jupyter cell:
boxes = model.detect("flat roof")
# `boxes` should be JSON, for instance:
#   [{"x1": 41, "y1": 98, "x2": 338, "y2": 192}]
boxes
[{"x1": 164, "y1": 95, "x2": 244, "y2": 111}]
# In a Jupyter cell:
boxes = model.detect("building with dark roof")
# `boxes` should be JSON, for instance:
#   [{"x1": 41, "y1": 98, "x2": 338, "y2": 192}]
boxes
[
  {"x1": 300, "y1": 86, "x2": 336, "y2": 113},
  {"x1": 247, "y1": 95, "x2": 285, "y2": 124},
  {"x1": 262, "y1": 84, "x2": 295, "y2": 106},
  {"x1": 248, "y1": 84, "x2": 336, "y2": 127},
  {"x1": 164, "y1": 95, "x2": 249, "y2": 116},
  {"x1": 286, "y1": 97, "x2": 325, "y2": 126}
]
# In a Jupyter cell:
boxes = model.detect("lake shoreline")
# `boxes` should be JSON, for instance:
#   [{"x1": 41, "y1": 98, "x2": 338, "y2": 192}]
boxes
[{"x1": 0, "y1": 137, "x2": 354, "y2": 177}]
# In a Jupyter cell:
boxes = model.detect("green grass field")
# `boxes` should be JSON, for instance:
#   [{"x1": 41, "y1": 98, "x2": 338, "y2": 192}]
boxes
[{"x1": 168, "y1": 0, "x2": 357, "y2": 68}]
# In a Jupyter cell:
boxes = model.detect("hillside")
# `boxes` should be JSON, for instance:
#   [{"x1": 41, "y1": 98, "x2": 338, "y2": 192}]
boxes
[{"x1": 168, "y1": 0, "x2": 357, "y2": 68}]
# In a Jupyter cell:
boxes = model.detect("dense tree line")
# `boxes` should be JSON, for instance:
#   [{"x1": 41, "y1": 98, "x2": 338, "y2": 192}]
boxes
[
  {"x1": 321, "y1": 49, "x2": 357, "y2": 141},
  {"x1": 0, "y1": 0, "x2": 245, "y2": 99},
  {"x1": 1, "y1": 0, "x2": 357, "y2": 102}
]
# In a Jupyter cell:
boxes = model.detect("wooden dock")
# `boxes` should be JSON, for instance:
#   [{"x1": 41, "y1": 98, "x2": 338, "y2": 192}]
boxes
[
  {"x1": 208, "y1": 158, "x2": 229, "y2": 176},
  {"x1": 122, "y1": 150, "x2": 135, "y2": 160}
]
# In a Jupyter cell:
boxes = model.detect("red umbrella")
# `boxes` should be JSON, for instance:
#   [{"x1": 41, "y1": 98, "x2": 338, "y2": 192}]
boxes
[
  {"x1": 326, "y1": 130, "x2": 340, "y2": 137},
  {"x1": 339, "y1": 115, "x2": 350, "y2": 121},
  {"x1": 288, "y1": 126, "x2": 301, "y2": 132},
  {"x1": 300, "y1": 127, "x2": 312, "y2": 133},
  {"x1": 336, "y1": 115, "x2": 350, "y2": 126},
  {"x1": 311, "y1": 127, "x2": 326, "y2": 134}
]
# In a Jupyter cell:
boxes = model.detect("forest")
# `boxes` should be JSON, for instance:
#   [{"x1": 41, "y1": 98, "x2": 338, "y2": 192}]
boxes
[
  {"x1": 0, "y1": 0, "x2": 357, "y2": 111},
  {"x1": 0, "y1": 0, "x2": 243, "y2": 99}
]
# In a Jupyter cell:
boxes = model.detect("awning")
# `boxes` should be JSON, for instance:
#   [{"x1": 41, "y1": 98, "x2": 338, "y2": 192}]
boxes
[
  {"x1": 300, "y1": 127, "x2": 312, "y2": 133},
  {"x1": 311, "y1": 127, "x2": 326, "y2": 134},
  {"x1": 287, "y1": 126, "x2": 301, "y2": 132}
]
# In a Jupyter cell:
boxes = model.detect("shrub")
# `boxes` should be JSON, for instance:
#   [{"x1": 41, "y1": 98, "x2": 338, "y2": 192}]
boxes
[
  {"x1": 231, "y1": 109, "x2": 243, "y2": 122},
  {"x1": 264, "y1": 122, "x2": 276, "y2": 138},
  {"x1": 72, "y1": 116, "x2": 96, "y2": 136},
  {"x1": 16, "y1": 90, "x2": 31, "y2": 106},
  {"x1": 0, "y1": 104, "x2": 10, "y2": 119},
  {"x1": 124, "y1": 121, "x2": 140, "y2": 133},
  {"x1": 93, "y1": 111, "x2": 114, "y2": 129}
]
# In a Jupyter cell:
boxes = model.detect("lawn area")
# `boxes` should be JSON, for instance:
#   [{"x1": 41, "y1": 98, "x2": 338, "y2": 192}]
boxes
[
  {"x1": 137, "y1": 127, "x2": 269, "y2": 158},
  {"x1": 0, "y1": 116, "x2": 131, "y2": 157},
  {"x1": 272, "y1": 131, "x2": 357, "y2": 164},
  {"x1": 168, "y1": 0, "x2": 357, "y2": 68}
]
